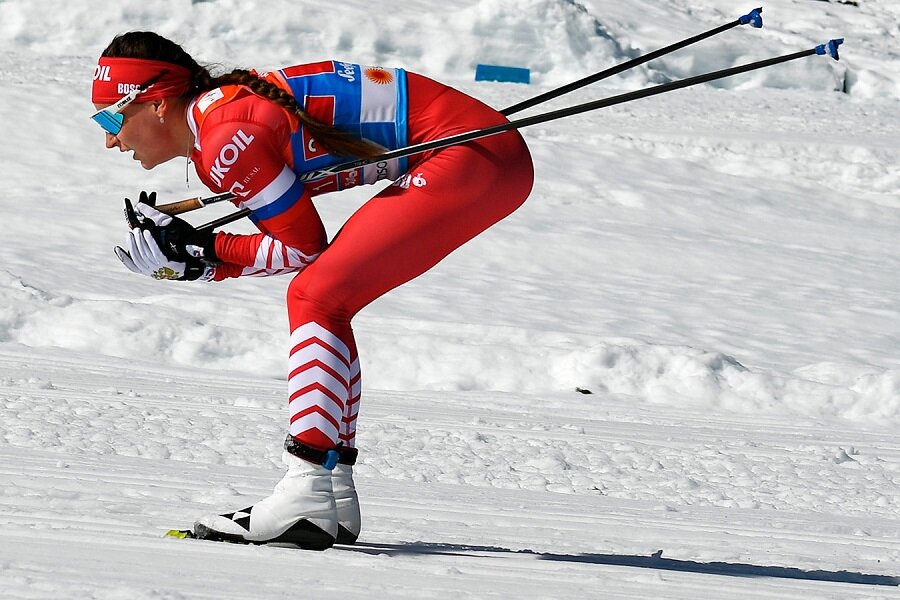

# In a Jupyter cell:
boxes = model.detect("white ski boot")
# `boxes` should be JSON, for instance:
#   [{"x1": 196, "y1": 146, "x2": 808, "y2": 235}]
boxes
[
  {"x1": 193, "y1": 449, "x2": 338, "y2": 550},
  {"x1": 333, "y1": 463, "x2": 361, "y2": 544}
]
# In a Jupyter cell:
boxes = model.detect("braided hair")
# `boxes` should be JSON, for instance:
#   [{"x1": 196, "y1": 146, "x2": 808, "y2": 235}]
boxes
[{"x1": 102, "y1": 31, "x2": 384, "y2": 159}]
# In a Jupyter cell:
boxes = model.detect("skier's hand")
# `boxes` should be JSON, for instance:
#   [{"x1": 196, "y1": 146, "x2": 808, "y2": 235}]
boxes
[
  {"x1": 115, "y1": 226, "x2": 213, "y2": 281},
  {"x1": 124, "y1": 191, "x2": 219, "y2": 263},
  {"x1": 116, "y1": 191, "x2": 215, "y2": 281},
  {"x1": 124, "y1": 191, "x2": 218, "y2": 263}
]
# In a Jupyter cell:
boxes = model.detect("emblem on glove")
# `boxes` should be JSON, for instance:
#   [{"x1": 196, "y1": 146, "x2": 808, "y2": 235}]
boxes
[{"x1": 151, "y1": 267, "x2": 180, "y2": 280}]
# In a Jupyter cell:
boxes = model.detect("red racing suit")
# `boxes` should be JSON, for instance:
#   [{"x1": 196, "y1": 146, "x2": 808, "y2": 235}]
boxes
[{"x1": 188, "y1": 62, "x2": 534, "y2": 450}]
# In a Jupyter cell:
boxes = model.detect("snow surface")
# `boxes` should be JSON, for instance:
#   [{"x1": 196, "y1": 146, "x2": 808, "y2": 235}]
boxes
[{"x1": 0, "y1": 0, "x2": 899, "y2": 597}]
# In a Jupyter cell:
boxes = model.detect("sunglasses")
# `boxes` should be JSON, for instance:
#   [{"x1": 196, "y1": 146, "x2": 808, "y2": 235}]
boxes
[{"x1": 90, "y1": 72, "x2": 165, "y2": 136}]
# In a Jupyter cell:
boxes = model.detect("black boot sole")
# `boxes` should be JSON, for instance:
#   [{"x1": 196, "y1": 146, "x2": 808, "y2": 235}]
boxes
[
  {"x1": 194, "y1": 519, "x2": 335, "y2": 551},
  {"x1": 335, "y1": 524, "x2": 359, "y2": 545}
]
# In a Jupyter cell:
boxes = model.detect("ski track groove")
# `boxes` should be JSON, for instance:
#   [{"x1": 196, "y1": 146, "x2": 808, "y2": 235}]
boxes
[
  {"x1": 3, "y1": 350, "x2": 899, "y2": 532},
  {"x1": 3, "y1": 449, "x2": 899, "y2": 573}
]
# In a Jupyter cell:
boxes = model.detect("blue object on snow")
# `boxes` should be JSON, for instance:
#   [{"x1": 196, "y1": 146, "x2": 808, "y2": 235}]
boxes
[
  {"x1": 475, "y1": 64, "x2": 531, "y2": 84},
  {"x1": 739, "y1": 7, "x2": 764, "y2": 28},
  {"x1": 816, "y1": 38, "x2": 844, "y2": 60}
]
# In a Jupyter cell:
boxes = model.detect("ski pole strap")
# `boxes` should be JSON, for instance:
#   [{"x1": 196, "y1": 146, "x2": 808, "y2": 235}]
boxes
[{"x1": 284, "y1": 434, "x2": 358, "y2": 469}]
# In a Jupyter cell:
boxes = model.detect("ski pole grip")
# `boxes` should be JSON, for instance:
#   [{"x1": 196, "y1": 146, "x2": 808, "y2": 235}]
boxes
[{"x1": 156, "y1": 197, "x2": 205, "y2": 215}]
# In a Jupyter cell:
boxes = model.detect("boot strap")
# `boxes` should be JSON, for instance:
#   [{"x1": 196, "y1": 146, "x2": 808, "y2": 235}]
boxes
[{"x1": 284, "y1": 435, "x2": 358, "y2": 469}]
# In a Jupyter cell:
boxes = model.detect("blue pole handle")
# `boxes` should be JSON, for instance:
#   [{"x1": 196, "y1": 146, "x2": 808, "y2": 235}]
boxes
[
  {"x1": 816, "y1": 38, "x2": 844, "y2": 60},
  {"x1": 739, "y1": 8, "x2": 764, "y2": 28}
]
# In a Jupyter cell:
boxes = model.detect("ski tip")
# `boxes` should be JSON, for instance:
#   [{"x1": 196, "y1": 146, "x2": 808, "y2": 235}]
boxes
[
  {"x1": 165, "y1": 529, "x2": 196, "y2": 539},
  {"x1": 739, "y1": 8, "x2": 763, "y2": 29}
]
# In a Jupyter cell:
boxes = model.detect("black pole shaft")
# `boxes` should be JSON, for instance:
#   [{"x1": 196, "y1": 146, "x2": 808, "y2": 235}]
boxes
[
  {"x1": 198, "y1": 209, "x2": 251, "y2": 232},
  {"x1": 501, "y1": 19, "x2": 743, "y2": 116},
  {"x1": 308, "y1": 47, "x2": 816, "y2": 173},
  {"x1": 199, "y1": 46, "x2": 819, "y2": 232},
  {"x1": 489, "y1": 48, "x2": 817, "y2": 135},
  {"x1": 190, "y1": 13, "x2": 759, "y2": 220},
  {"x1": 191, "y1": 14, "x2": 756, "y2": 215}
]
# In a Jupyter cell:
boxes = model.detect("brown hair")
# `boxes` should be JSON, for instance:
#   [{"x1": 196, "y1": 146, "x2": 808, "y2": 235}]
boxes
[{"x1": 101, "y1": 31, "x2": 384, "y2": 159}]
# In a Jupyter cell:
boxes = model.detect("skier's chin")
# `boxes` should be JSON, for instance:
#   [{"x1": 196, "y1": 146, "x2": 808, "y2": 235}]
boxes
[{"x1": 135, "y1": 154, "x2": 156, "y2": 170}]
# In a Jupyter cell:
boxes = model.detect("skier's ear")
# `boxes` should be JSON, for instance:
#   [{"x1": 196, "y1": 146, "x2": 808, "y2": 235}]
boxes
[{"x1": 153, "y1": 99, "x2": 170, "y2": 121}]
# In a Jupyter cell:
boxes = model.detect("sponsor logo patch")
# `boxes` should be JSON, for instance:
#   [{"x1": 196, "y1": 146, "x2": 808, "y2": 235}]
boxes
[
  {"x1": 364, "y1": 67, "x2": 393, "y2": 85},
  {"x1": 117, "y1": 83, "x2": 142, "y2": 95},
  {"x1": 337, "y1": 62, "x2": 357, "y2": 83},
  {"x1": 93, "y1": 65, "x2": 111, "y2": 81},
  {"x1": 392, "y1": 172, "x2": 427, "y2": 189},
  {"x1": 197, "y1": 89, "x2": 225, "y2": 114},
  {"x1": 209, "y1": 129, "x2": 255, "y2": 187}
]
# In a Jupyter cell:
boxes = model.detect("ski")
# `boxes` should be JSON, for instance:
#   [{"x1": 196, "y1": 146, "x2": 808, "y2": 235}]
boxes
[
  {"x1": 165, "y1": 528, "x2": 274, "y2": 546},
  {"x1": 165, "y1": 529, "x2": 197, "y2": 539},
  {"x1": 165, "y1": 528, "x2": 357, "y2": 551},
  {"x1": 165, "y1": 528, "x2": 272, "y2": 546}
]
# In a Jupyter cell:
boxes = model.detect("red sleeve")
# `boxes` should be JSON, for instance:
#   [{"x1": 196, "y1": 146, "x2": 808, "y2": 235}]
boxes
[{"x1": 193, "y1": 92, "x2": 327, "y2": 280}]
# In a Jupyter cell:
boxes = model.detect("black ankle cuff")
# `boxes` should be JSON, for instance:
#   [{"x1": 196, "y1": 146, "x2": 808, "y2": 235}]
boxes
[{"x1": 284, "y1": 435, "x2": 358, "y2": 468}]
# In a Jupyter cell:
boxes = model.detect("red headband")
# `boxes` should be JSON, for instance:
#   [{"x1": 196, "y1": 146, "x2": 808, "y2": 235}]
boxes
[{"x1": 91, "y1": 57, "x2": 193, "y2": 105}]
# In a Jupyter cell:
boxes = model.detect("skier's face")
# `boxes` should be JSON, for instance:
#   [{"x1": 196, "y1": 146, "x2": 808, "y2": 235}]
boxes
[{"x1": 95, "y1": 100, "x2": 175, "y2": 170}]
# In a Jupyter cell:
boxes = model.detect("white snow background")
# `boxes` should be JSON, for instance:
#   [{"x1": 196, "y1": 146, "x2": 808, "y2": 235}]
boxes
[{"x1": 0, "y1": 0, "x2": 898, "y2": 598}]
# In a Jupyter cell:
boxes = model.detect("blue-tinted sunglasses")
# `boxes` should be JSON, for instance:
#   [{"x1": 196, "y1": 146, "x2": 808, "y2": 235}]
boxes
[
  {"x1": 90, "y1": 87, "x2": 145, "y2": 135},
  {"x1": 90, "y1": 73, "x2": 165, "y2": 135}
]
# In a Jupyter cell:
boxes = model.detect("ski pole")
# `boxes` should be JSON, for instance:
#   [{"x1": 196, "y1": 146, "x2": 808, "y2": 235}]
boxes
[
  {"x1": 501, "y1": 7, "x2": 763, "y2": 116},
  {"x1": 157, "y1": 8, "x2": 764, "y2": 218},
  {"x1": 325, "y1": 40, "x2": 845, "y2": 178},
  {"x1": 151, "y1": 191, "x2": 235, "y2": 216},
  {"x1": 194, "y1": 38, "x2": 843, "y2": 232}
]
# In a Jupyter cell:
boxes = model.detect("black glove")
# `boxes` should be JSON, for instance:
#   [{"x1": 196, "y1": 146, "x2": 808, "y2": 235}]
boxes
[
  {"x1": 115, "y1": 225, "x2": 213, "y2": 281},
  {"x1": 124, "y1": 191, "x2": 219, "y2": 264}
]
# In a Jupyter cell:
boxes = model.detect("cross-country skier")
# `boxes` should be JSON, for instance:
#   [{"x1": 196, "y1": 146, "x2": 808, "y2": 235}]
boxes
[{"x1": 90, "y1": 31, "x2": 533, "y2": 549}]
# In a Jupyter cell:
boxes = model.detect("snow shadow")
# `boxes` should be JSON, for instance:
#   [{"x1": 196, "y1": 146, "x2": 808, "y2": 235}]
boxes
[{"x1": 343, "y1": 542, "x2": 899, "y2": 587}]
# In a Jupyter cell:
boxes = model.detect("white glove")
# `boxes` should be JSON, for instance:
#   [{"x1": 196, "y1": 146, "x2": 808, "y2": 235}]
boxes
[
  {"x1": 123, "y1": 192, "x2": 217, "y2": 263},
  {"x1": 115, "y1": 227, "x2": 213, "y2": 281}
]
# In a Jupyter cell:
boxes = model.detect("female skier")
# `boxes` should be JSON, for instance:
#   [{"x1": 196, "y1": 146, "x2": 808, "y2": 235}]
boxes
[{"x1": 91, "y1": 31, "x2": 533, "y2": 549}]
